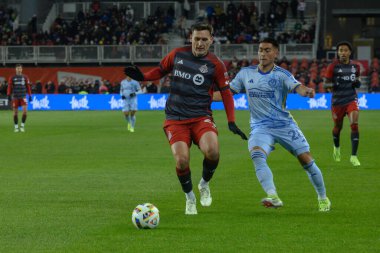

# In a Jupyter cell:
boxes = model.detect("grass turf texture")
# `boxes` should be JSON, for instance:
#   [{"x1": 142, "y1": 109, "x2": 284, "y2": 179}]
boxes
[{"x1": 0, "y1": 110, "x2": 379, "y2": 252}]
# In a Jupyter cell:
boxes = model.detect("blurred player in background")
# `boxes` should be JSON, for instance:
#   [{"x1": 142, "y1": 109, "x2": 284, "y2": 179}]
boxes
[
  {"x1": 124, "y1": 22, "x2": 247, "y2": 215},
  {"x1": 324, "y1": 41, "x2": 361, "y2": 166},
  {"x1": 7, "y1": 64, "x2": 32, "y2": 132},
  {"x1": 215, "y1": 38, "x2": 331, "y2": 212},
  {"x1": 120, "y1": 74, "x2": 141, "y2": 132}
]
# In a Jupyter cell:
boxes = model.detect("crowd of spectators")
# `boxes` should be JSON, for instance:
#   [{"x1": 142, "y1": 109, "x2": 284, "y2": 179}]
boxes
[
  {"x1": 1, "y1": 0, "x2": 315, "y2": 47},
  {"x1": 190, "y1": 0, "x2": 315, "y2": 45}
]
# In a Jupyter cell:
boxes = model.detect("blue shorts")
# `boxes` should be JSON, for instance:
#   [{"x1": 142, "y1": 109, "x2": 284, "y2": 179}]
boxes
[
  {"x1": 122, "y1": 98, "x2": 138, "y2": 112},
  {"x1": 248, "y1": 123, "x2": 310, "y2": 157}
]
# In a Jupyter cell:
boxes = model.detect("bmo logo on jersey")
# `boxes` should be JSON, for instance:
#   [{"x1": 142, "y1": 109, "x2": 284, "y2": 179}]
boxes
[
  {"x1": 174, "y1": 70, "x2": 205, "y2": 85},
  {"x1": 193, "y1": 74, "x2": 204, "y2": 85}
]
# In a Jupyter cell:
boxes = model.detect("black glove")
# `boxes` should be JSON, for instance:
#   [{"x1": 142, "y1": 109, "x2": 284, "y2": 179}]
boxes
[
  {"x1": 130, "y1": 93, "x2": 136, "y2": 98},
  {"x1": 28, "y1": 96, "x2": 32, "y2": 102},
  {"x1": 228, "y1": 122, "x2": 247, "y2": 140},
  {"x1": 121, "y1": 95, "x2": 126, "y2": 100},
  {"x1": 124, "y1": 65, "x2": 144, "y2": 81}
]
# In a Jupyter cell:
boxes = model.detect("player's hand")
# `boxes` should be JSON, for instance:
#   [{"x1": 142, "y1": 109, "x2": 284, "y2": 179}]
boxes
[
  {"x1": 124, "y1": 65, "x2": 144, "y2": 81},
  {"x1": 228, "y1": 122, "x2": 247, "y2": 140},
  {"x1": 121, "y1": 95, "x2": 126, "y2": 100},
  {"x1": 305, "y1": 88, "x2": 315, "y2": 98},
  {"x1": 28, "y1": 96, "x2": 32, "y2": 102},
  {"x1": 130, "y1": 93, "x2": 136, "y2": 98},
  {"x1": 7, "y1": 96, "x2": 11, "y2": 102}
]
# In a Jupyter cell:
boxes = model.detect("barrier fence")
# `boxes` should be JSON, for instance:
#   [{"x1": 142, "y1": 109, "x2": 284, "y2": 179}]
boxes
[{"x1": 0, "y1": 93, "x2": 377, "y2": 111}]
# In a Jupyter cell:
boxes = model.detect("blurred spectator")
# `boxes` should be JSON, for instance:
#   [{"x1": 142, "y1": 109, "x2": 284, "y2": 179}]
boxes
[
  {"x1": 298, "y1": 0, "x2": 306, "y2": 24},
  {"x1": 45, "y1": 81, "x2": 55, "y2": 94},
  {"x1": 143, "y1": 81, "x2": 158, "y2": 93},
  {"x1": 99, "y1": 81, "x2": 109, "y2": 94},
  {"x1": 35, "y1": 80, "x2": 43, "y2": 93},
  {"x1": 183, "y1": 0, "x2": 191, "y2": 19},
  {"x1": 58, "y1": 82, "x2": 67, "y2": 94}
]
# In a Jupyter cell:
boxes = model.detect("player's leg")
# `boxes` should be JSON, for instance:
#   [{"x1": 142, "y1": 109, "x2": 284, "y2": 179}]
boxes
[
  {"x1": 164, "y1": 121, "x2": 196, "y2": 214},
  {"x1": 12, "y1": 100, "x2": 19, "y2": 132},
  {"x1": 130, "y1": 102, "x2": 137, "y2": 132},
  {"x1": 198, "y1": 131, "x2": 219, "y2": 207},
  {"x1": 20, "y1": 104, "x2": 27, "y2": 132},
  {"x1": 249, "y1": 128, "x2": 282, "y2": 208},
  {"x1": 297, "y1": 152, "x2": 331, "y2": 211},
  {"x1": 123, "y1": 109, "x2": 131, "y2": 131},
  {"x1": 278, "y1": 124, "x2": 330, "y2": 211},
  {"x1": 194, "y1": 118, "x2": 219, "y2": 207},
  {"x1": 331, "y1": 105, "x2": 345, "y2": 162},
  {"x1": 348, "y1": 103, "x2": 360, "y2": 166}
]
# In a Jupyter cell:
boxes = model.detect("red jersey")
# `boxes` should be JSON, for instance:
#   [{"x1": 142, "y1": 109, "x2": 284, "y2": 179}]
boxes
[
  {"x1": 7, "y1": 74, "x2": 32, "y2": 99},
  {"x1": 144, "y1": 46, "x2": 234, "y2": 121}
]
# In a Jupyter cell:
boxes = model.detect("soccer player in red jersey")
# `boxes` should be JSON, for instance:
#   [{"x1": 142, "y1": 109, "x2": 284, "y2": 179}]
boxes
[
  {"x1": 124, "y1": 22, "x2": 247, "y2": 215},
  {"x1": 324, "y1": 41, "x2": 361, "y2": 166},
  {"x1": 7, "y1": 64, "x2": 32, "y2": 133}
]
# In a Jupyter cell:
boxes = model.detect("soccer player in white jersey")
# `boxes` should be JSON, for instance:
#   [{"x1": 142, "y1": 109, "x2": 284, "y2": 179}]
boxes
[
  {"x1": 120, "y1": 74, "x2": 141, "y2": 132},
  {"x1": 216, "y1": 38, "x2": 331, "y2": 211}
]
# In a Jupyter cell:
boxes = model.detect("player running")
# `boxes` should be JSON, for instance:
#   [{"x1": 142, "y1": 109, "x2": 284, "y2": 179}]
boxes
[
  {"x1": 215, "y1": 38, "x2": 331, "y2": 212},
  {"x1": 124, "y1": 22, "x2": 247, "y2": 215},
  {"x1": 324, "y1": 41, "x2": 361, "y2": 166},
  {"x1": 7, "y1": 64, "x2": 32, "y2": 132}
]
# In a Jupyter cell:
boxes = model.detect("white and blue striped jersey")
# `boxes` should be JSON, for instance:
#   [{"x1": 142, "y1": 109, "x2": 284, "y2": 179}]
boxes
[
  {"x1": 120, "y1": 78, "x2": 141, "y2": 98},
  {"x1": 230, "y1": 65, "x2": 301, "y2": 128}
]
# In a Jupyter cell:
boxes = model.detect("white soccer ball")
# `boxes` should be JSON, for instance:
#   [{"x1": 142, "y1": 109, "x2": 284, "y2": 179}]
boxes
[{"x1": 131, "y1": 203, "x2": 160, "y2": 229}]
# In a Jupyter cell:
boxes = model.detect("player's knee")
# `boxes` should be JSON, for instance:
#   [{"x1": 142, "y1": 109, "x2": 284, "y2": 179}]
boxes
[
  {"x1": 350, "y1": 123, "x2": 359, "y2": 133},
  {"x1": 176, "y1": 156, "x2": 189, "y2": 170},
  {"x1": 302, "y1": 160, "x2": 315, "y2": 171},
  {"x1": 204, "y1": 148, "x2": 219, "y2": 161},
  {"x1": 333, "y1": 125, "x2": 342, "y2": 135}
]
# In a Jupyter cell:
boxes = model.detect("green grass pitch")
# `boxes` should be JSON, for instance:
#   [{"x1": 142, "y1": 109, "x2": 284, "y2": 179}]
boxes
[{"x1": 0, "y1": 109, "x2": 379, "y2": 252}]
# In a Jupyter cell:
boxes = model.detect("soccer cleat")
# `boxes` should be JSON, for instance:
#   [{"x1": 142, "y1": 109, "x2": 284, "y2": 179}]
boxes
[
  {"x1": 20, "y1": 127, "x2": 25, "y2": 132},
  {"x1": 318, "y1": 197, "x2": 331, "y2": 212},
  {"x1": 261, "y1": 194, "x2": 283, "y2": 208},
  {"x1": 130, "y1": 127, "x2": 135, "y2": 133},
  {"x1": 127, "y1": 123, "x2": 131, "y2": 131},
  {"x1": 333, "y1": 146, "x2": 341, "y2": 162},
  {"x1": 14, "y1": 128, "x2": 19, "y2": 133},
  {"x1": 198, "y1": 183, "x2": 212, "y2": 207},
  {"x1": 185, "y1": 199, "x2": 197, "y2": 215},
  {"x1": 350, "y1": 155, "x2": 361, "y2": 166}
]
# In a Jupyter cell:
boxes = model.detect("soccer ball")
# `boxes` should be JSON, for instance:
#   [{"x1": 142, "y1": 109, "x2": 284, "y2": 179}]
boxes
[{"x1": 131, "y1": 203, "x2": 160, "y2": 229}]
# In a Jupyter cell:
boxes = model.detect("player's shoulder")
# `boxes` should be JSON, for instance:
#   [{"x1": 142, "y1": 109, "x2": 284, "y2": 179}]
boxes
[
  {"x1": 171, "y1": 46, "x2": 191, "y2": 54},
  {"x1": 273, "y1": 65, "x2": 293, "y2": 77}
]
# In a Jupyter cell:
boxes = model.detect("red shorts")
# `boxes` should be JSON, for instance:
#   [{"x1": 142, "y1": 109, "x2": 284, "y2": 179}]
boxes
[
  {"x1": 163, "y1": 116, "x2": 218, "y2": 146},
  {"x1": 332, "y1": 101, "x2": 359, "y2": 123},
  {"x1": 12, "y1": 98, "x2": 27, "y2": 108}
]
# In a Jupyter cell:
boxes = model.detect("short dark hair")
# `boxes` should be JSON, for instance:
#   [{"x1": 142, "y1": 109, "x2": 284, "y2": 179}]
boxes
[
  {"x1": 336, "y1": 41, "x2": 352, "y2": 52},
  {"x1": 259, "y1": 37, "x2": 279, "y2": 49},
  {"x1": 190, "y1": 22, "x2": 214, "y2": 36},
  {"x1": 15, "y1": 63, "x2": 23, "y2": 67}
]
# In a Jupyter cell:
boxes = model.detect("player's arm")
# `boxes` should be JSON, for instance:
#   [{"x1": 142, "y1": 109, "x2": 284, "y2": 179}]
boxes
[
  {"x1": 352, "y1": 64, "x2": 361, "y2": 88},
  {"x1": 295, "y1": 84, "x2": 315, "y2": 98},
  {"x1": 7, "y1": 77, "x2": 13, "y2": 101},
  {"x1": 124, "y1": 50, "x2": 175, "y2": 81},
  {"x1": 26, "y1": 76, "x2": 32, "y2": 101},
  {"x1": 215, "y1": 63, "x2": 247, "y2": 140},
  {"x1": 323, "y1": 63, "x2": 334, "y2": 91}
]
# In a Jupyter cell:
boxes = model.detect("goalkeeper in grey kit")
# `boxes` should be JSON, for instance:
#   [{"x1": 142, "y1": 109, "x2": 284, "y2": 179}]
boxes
[{"x1": 120, "y1": 74, "x2": 141, "y2": 132}]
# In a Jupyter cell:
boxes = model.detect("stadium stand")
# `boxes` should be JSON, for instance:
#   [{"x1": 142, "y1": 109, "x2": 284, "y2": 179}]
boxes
[{"x1": 0, "y1": 0, "x2": 376, "y2": 94}]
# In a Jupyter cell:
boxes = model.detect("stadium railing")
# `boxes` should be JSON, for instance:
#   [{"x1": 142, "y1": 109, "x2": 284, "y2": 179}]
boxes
[{"x1": 0, "y1": 44, "x2": 316, "y2": 65}]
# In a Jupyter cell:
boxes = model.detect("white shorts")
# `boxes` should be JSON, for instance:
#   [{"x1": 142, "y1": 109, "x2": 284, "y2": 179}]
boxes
[{"x1": 122, "y1": 98, "x2": 138, "y2": 112}]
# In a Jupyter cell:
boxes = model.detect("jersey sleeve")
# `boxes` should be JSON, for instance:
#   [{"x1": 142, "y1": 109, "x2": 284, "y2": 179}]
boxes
[
  {"x1": 143, "y1": 49, "x2": 176, "y2": 81},
  {"x1": 214, "y1": 59, "x2": 235, "y2": 122},
  {"x1": 7, "y1": 76, "x2": 13, "y2": 96},
  {"x1": 26, "y1": 75, "x2": 32, "y2": 96},
  {"x1": 230, "y1": 70, "x2": 244, "y2": 94},
  {"x1": 284, "y1": 72, "x2": 301, "y2": 92},
  {"x1": 325, "y1": 63, "x2": 335, "y2": 79}
]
